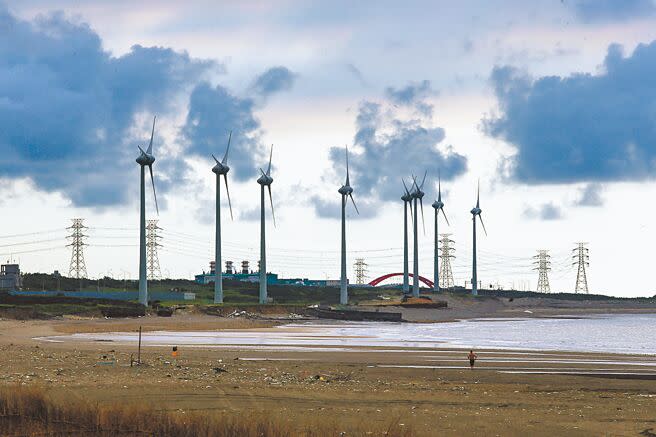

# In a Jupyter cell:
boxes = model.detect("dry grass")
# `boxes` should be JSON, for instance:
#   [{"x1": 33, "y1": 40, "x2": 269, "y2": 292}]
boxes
[{"x1": 0, "y1": 386, "x2": 413, "y2": 437}]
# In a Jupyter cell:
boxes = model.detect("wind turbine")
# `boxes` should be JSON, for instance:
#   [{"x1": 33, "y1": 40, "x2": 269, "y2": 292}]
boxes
[
  {"x1": 431, "y1": 174, "x2": 449, "y2": 293},
  {"x1": 211, "y1": 131, "x2": 233, "y2": 304},
  {"x1": 411, "y1": 171, "x2": 427, "y2": 297},
  {"x1": 401, "y1": 180, "x2": 414, "y2": 295},
  {"x1": 135, "y1": 116, "x2": 159, "y2": 306},
  {"x1": 470, "y1": 180, "x2": 487, "y2": 296},
  {"x1": 257, "y1": 145, "x2": 275, "y2": 304},
  {"x1": 338, "y1": 146, "x2": 359, "y2": 305}
]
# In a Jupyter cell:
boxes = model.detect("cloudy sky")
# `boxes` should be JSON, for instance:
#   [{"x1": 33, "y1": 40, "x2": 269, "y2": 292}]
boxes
[{"x1": 2, "y1": 0, "x2": 656, "y2": 296}]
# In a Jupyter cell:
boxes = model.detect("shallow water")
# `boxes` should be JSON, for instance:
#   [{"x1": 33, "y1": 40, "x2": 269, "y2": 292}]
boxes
[{"x1": 41, "y1": 313, "x2": 656, "y2": 355}]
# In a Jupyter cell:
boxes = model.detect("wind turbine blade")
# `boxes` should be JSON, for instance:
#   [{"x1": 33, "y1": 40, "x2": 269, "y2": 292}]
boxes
[
  {"x1": 138, "y1": 146, "x2": 147, "y2": 155},
  {"x1": 420, "y1": 198, "x2": 425, "y2": 234},
  {"x1": 147, "y1": 116, "x2": 156, "y2": 155},
  {"x1": 479, "y1": 214, "x2": 488, "y2": 236},
  {"x1": 349, "y1": 193, "x2": 359, "y2": 215},
  {"x1": 148, "y1": 165, "x2": 159, "y2": 215},
  {"x1": 419, "y1": 170, "x2": 427, "y2": 190},
  {"x1": 259, "y1": 168, "x2": 266, "y2": 177},
  {"x1": 345, "y1": 145, "x2": 350, "y2": 186},
  {"x1": 412, "y1": 174, "x2": 419, "y2": 191},
  {"x1": 438, "y1": 173, "x2": 442, "y2": 202},
  {"x1": 222, "y1": 131, "x2": 232, "y2": 165},
  {"x1": 212, "y1": 154, "x2": 220, "y2": 165},
  {"x1": 223, "y1": 173, "x2": 233, "y2": 221},
  {"x1": 476, "y1": 179, "x2": 480, "y2": 208},
  {"x1": 442, "y1": 208, "x2": 450, "y2": 226},
  {"x1": 266, "y1": 145, "x2": 273, "y2": 176},
  {"x1": 402, "y1": 179, "x2": 410, "y2": 196},
  {"x1": 267, "y1": 185, "x2": 276, "y2": 227}
]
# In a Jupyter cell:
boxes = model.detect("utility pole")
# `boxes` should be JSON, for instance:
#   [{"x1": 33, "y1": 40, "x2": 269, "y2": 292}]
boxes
[
  {"x1": 67, "y1": 218, "x2": 88, "y2": 279},
  {"x1": 438, "y1": 234, "x2": 455, "y2": 290},
  {"x1": 572, "y1": 243, "x2": 589, "y2": 294},
  {"x1": 146, "y1": 220, "x2": 162, "y2": 280},
  {"x1": 533, "y1": 250, "x2": 551, "y2": 293},
  {"x1": 353, "y1": 258, "x2": 368, "y2": 285}
]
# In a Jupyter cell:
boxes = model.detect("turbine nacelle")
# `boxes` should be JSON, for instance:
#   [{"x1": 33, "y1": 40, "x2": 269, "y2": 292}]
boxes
[
  {"x1": 212, "y1": 160, "x2": 230, "y2": 175},
  {"x1": 338, "y1": 184, "x2": 353, "y2": 196},
  {"x1": 257, "y1": 170, "x2": 273, "y2": 186},
  {"x1": 136, "y1": 148, "x2": 155, "y2": 166},
  {"x1": 470, "y1": 207, "x2": 482, "y2": 216},
  {"x1": 432, "y1": 200, "x2": 444, "y2": 210}
]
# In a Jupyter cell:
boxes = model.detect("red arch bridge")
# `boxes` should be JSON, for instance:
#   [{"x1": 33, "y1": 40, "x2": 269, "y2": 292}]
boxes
[{"x1": 368, "y1": 273, "x2": 434, "y2": 288}]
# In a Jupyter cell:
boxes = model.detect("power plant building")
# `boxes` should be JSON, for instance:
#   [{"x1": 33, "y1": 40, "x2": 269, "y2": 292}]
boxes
[{"x1": 195, "y1": 260, "x2": 339, "y2": 287}]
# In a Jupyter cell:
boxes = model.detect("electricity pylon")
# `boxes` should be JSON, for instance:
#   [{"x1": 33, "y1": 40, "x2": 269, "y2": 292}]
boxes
[
  {"x1": 533, "y1": 250, "x2": 551, "y2": 293},
  {"x1": 354, "y1": 258, "x2": 368, "y2": 285},
  {"x1": 572, "y1": 243, "x2": 589, "y2": 293},
  {"x1": 146, "y1": 220, "x2": 162, "y2": 280},
  {"x1": 438, "y1": 234, "x2": 455, "y2": 290},
  {"x1": 67, "y1": 218, "x2": 88, "y2": 279}
]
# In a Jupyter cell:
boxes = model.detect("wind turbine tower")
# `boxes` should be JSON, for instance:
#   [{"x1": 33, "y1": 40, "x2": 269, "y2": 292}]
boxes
[
  {"x1": 401, "y1": 180, "x2": 413, "y2": 294},
  {"x1": 411, "y1": 172, "x2": 427, "y2": 297},
  {"x1": 135, "y1": 116, "x2": 159, "y2": 306},
  {"x1": 338, "y1": 146, "x2": 359, "y2": 305},
  {"x1": 470, "y1": 181, "x2": 487, "y2": 296},
  {"x1": 211, "y1": 132, "x2": 234, "y2": 304},
  {"x1": 257, "y1": 146, "x2": 275, "y2": 304},
  {"x1": 431, "y1": 176, "x2": 449, "y2": 292}
]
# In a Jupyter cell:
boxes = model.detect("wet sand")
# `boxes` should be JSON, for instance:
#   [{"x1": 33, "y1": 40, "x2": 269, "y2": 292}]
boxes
[{"x1": 1, "y1": 315, "x2": 656, "y2": 436}]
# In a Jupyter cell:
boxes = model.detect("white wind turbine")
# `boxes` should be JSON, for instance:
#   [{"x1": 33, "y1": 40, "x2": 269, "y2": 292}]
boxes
[
  {"x1": 411, "y1": 171, "x2": 427, "y2": 297},
  {"x1": 338, "y1": 146, "x2": 359, "y2": 305},
  {"x1": 257, "y1": 146, "x2": 275, "y2": 304},
  {"x1": 401, "y1": 180, "x2": 414, "y2": 295},
  {"x1": 135, "y1": 116, "x2": 159, "y2": 306},
  {"x1": 470, "y1": 180, "x2": 487, "y2": 296},
  {"x1": 431, "y1": 174, "x2": 449, "y2": 292},
  {"x1": 211, "y1": 131, "x2": 233, "y2": 304}
]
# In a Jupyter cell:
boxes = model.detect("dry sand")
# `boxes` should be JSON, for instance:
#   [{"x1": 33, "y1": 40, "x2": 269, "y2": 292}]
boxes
[{"x1": 1, "y1": 313, "x2": 655, "y2": 436}]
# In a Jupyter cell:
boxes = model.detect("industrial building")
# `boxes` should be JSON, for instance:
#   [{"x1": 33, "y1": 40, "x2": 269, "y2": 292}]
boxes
[
  {"x1": 195, "y1": 260, "x2": 341, "y2": 287},
  {"x1": 0, "y1": 264, "x2": 22, "y2": 290}
]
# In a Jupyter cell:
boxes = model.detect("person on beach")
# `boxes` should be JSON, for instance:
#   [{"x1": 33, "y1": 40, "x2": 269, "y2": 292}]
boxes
[{"x1": 468, "y1": 350, "x2": 477, "y2": 369}]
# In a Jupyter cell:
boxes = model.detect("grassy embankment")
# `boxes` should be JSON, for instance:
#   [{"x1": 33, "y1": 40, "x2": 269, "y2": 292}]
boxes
[{"x1": 0, "y1": 386, "x2": 411, "y2": 437}]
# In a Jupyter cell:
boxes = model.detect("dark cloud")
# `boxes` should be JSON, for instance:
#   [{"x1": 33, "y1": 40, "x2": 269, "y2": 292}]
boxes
[
  {"x1": 180, "y1": 82, "x2": 264, "y2": 182},
  {"x1": 523, "y1": 203, "x2": 563, "y2": 220},
  {"x1": 0, "y1": 8, "x2": 211, "y2": 207},
  {"x1": 385, "y1": 80, "x2": 435, "y2": 108},
  {"x1": 575, "y1": 183, "x2": 604, "y2": 206},
  {"x1": 311, "y1": 81, "x2": 467, "y2": 219},
  {"x1": 251, "y1": 66, "x2": 297, "y2": 97},
  {"x1": 484, "y1": 41, "x2": 656, "y2": 185},
  {"x1": 572, "y1": 0, "x2": 655, "y2": 23}
]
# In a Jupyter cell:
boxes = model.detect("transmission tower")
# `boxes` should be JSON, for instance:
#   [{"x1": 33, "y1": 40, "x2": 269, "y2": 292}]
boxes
[
  {"x1": 533, "y1": 250, "x2": 551, "y2": 293},
  {"x1": 353, "y1": 258, "x2": 368, "y2": 285},
  {"x1": 438, "y1": 234, "x2": 455, "y2": 290},
  {"x1": 572, "y1": 243, "x2": 589, "y2": 293},
  {"x1": 146, "y1": 220, "x2": 162, "y2": 280},
  {"x1": 67, "y1": 218, "x2": 88, "y2": 279}
]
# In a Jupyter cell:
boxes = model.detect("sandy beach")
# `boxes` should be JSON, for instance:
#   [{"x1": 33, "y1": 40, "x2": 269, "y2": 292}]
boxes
[{"x1": 1, "y1": 312, "x2": 655, "y2": 436}]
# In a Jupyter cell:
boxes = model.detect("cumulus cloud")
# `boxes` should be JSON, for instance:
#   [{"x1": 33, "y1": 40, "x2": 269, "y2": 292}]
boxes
[
  {"x1": 311, "y1": 81, "x2": 467, "y2": 219},
  {"x1": 384, "y1": 80, "x2": 436, "y2": 116},
  {"x1": 310, "y1": 195, "x2": 377, "y2": 220},
  {"x1": 575, "y1": 183, "x2": 604, "y2": 206},
  {"x1": 251, "y1": 66, "x2": 297, "y2": 98},
  {"x1": 0, "y1": 8, "x2": 211, "y2": 207},
  {"x1": 484, "y1": 40, "x2": 656, "y2": 185},
  {"x1": 0, "y1": 8, "x2": 297, "y2": 210},
  {"x1": 571, "y1": 0, "x2": 655, "y2": 23},
  {"x1": 523, "y1": 203, "x2": 563, "y2": 220},
  {"x1": 180, "y1": 83, "x2": 264, "y2": 182}
]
